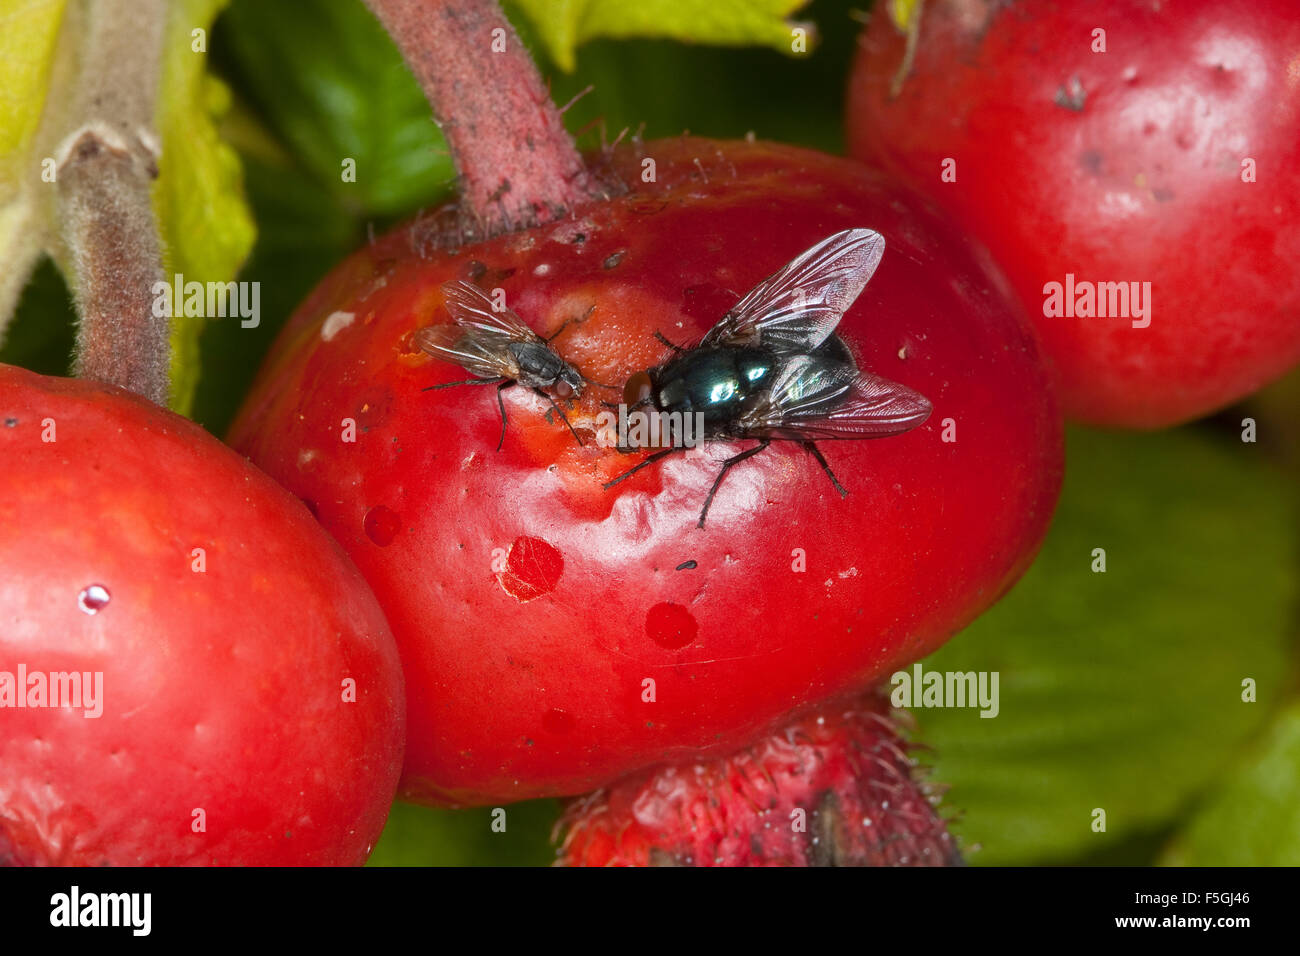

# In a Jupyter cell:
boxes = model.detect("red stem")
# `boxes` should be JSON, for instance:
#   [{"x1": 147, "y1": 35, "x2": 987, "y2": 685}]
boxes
[{"x1": 365, "y1": 0, "x2": 612, "y2": 236}]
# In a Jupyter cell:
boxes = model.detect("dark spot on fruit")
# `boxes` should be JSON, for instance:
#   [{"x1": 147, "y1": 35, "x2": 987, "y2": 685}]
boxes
[
  {"x1": 675, "y1": 560, "x2": 697, "y2": 571},
  {"x1": 77, "y1": 585, "x2": 111, "y2": 615},
  {"x1": 363, "y1": 505, "x2": 402, "y2": 546},
  {"x1": 3, "y1": 417, "x2": 16, "y2": 428},
  {"x1": 465, "y1": 259, "x2": 487, "y2": 281},
  {"x1": 497, "y1": 536, "x2": 563, "y2": 602},
  {"x1": 1152, "y1": 187, "x2": 1175, "y2": 202},
  {"x1": 1053, "y1": 76, "x2": 1087, "y2": 112},
  {"x1": 646, "y1": 602, "x2": 698, "y2": 650},
  {"x1": 542, "y1": 708, "x2": 575, "y2": 735},
  {"x1": 1080, "y1": 150, "x2": 1103, "y2": 175},
  {"x1": 489, "y1": 266, "x2": 517, "y2": 282},
  {"x1": 396, "y1": 330, "x2": 423, "y2": 356},
  {"x1": 571, "y1": 232, "x2": 587, "y2": 244},
  {"x1": 602, "y1": 250, "x2": 626, "y2": 269}
]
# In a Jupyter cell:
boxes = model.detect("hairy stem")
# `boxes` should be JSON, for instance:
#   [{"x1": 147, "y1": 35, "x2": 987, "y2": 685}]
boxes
[
  {"x1": 57, "y1": 0, "x2": 168, "y2": 405},
  {"x1": 365, "y1": 0, "x2": 611, "y2": 236}
]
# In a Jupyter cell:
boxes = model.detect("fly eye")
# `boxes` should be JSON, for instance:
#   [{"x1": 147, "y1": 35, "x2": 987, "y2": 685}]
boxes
[
  {"x1": 624, "y1": 371, "x2": 653, "y2": 407},
  {"x1": 554, "y1": 379, "x2": 575, "y2": 399}
]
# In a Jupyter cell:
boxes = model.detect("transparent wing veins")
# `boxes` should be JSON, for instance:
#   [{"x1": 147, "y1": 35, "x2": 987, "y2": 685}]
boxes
[
  {"x1": 700, "y1": 228, "x2": 886, "y2": 353},
  {"x1": 737, "y1": 354, "x2": 932, "y2": 440}
]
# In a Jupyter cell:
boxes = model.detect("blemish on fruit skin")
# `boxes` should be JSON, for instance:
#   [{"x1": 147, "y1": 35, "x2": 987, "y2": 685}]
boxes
[
  {"x1": 320, "y1": 310, "x2": 355, "y2": 341},
  {"x1": 602, "y1": 250, "x2": 626, "y2": 269},
  {"x1": 77, "y1": 585, "x2": 110, "y2": 614},
  {"x1": 3, "y1": 417, "x2": 16, "y2": 428},
  {"x1": 1053, "y1": 76, "x2": 1087, "y2": 111},
  {"x1": 646, "y1": 602, "x2": 698, "y2": 650},
  {"x1": 497, "y1": 536, "x2": 563, "y2": 602},
  {"x1": 363, "y1": 505, "x2": 402, "y2": 546},
  {"x1": 675, "y1": 560, "x2": 697, "y2": 571}
]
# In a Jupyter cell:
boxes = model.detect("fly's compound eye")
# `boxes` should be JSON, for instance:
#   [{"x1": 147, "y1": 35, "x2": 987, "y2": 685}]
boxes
[
  {"x1": 554, "y1": 379, "x2": 575, "y2": 399},
  {"x1": 624, "y1": 371, "x2": 653, "y2": 408}
]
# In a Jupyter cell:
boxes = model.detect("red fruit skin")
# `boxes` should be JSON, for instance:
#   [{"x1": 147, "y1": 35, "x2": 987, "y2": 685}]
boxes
[
  {"x1": 555, "y1": 694, "x2": 959, "y2": 866},
  {"x1": 847, "y1": 0, "x2": 1300, "y2": 427},
  {"x1": 228, "y1": 138, "x2": 1062, "y2": 806},
  {"x1": 0, "y1": 366, "x2": 405, "y2": 865}
]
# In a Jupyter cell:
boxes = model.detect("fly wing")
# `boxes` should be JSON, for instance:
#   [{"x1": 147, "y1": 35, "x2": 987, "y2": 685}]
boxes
[
  {"x1": 413, "y1": 324, "x2": 521, "y2": 380},
  {"x1": 699, "y1": 229, "x2": 885, "y2": 353},
  {"x1": 735, "y1": 354, "x2": 931, "y2": 440},
  {"x1": 440, "y1": 279, "x2": 542, "y2": 345}
]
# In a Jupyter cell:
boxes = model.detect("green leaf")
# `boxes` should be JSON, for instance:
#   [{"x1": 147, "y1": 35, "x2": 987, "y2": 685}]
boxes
[
  {"x1": 366, "y1": 801, "x2": 559, "y2": 866},
  {"x1": 0, "y1": 257, "x2": 75, "y2": 375},
  {"x1": 217, "y1": 0, "x2": 456, "y2": 217},
  {"x1": 511, "y1": 0, "x2": 816, "y2": 72},
  {"x1": 914, "y1": 427, "x2": 1297, "y2": 865},
  {"x1": 154, "y1": 0, "x2": 256, "y2": 414},
  {"x1": 1160, "y1": 701, "x2": 1300, "y2": 865},
  {"x1": 0, "y1": 0, "x2": 66, "y2": 161},
  {"x1": 0, "y1": 0, "x2": 67, "y2": 338}
]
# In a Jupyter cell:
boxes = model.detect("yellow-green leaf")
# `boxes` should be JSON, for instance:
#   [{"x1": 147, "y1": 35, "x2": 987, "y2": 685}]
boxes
[
  {"x1": 1160, "y1": 701, "x2": 1300, "y2": 865},
  {"x1": 153, "y1": 0, "x2": 255, "y2": 414},
  {"x1": 0, "y1": 0, "x2": 67, "y2": 163},
  {"x1": 0, "y1": 0, "x2": 68, "y2": 339},
  {"x1": 509, "y1": 0, "x2": 815, "y2": 72}
]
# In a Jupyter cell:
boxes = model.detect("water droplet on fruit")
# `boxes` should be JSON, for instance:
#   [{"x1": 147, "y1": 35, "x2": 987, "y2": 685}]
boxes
[
  {"x1": 645, "y1": 602, "x2": 698, "y2": 650},
  {"x1": 496, "y1": 536, "x2": 563, "y2": 602},
  {"x1": 363, "y1": 505, "x2": 401, "y2": 546},
  {"x1": 78, "y1": 585, "x2": 110, "y2": 614}
]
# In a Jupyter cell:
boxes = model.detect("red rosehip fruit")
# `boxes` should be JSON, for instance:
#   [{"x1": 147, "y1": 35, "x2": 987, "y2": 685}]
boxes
[
  {"x1": 0, "y1": 365, "x2": 404, "y2": 865},
  {"x1": 847, "y1": 0, "x2": 1300, "y2": 427},
  {"x1": 229, "y1": 137, "x2": 1062, "y2": 807}
]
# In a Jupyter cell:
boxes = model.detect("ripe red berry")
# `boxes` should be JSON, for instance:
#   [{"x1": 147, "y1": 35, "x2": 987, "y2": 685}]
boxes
[
  {"x1": 847, "y1": 0, "x2": 1300, "y2": 427},
  {"x1": 228, "y1": 137, "x2": 1063, "y2": 807},
  {"x1": 555, "y1": 693, "x2": 959, "y2": 867},
  {"x1": 0, "y1": 365, "x2": 405, "y2": 865}
]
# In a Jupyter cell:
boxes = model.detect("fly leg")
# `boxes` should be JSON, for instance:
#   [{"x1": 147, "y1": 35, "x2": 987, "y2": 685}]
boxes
[
  {"x1": 602, "y1": 447, "x2": 682, "y2": 489},
  {"x1": 653, "y1": 331, "x2": 687, "y2": 353},
  {"x1": 493, "y1": 381, "x2": 514, "y2": 451},
  {"x1": 698, "y1": 439, "x2": 771, "y2": 529},
  {"x1": 421, "y1": 376, "x2": 514, "y2": 452},
  {"x1": 533, "y1": 387, "x2": 584, "y2": 447},
  {"x1": 802, "y1": 441, "x2": 848, "y2": 498}
]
